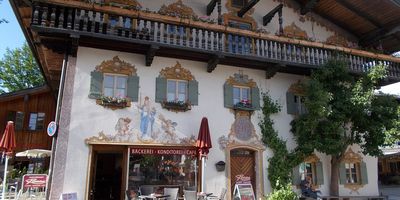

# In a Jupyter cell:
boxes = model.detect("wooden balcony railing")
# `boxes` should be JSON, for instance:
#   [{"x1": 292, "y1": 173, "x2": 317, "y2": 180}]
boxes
[{"x1": 30, "y1": 1, "x2": 400, "y2": 80}]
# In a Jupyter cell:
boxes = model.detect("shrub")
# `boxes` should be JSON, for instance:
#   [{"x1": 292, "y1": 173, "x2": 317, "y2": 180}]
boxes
[{"x1": 266, "y1": 181, "x2": 298, "y2": 200}]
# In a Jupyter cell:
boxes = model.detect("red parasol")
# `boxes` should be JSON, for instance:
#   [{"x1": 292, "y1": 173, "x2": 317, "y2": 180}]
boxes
[
  {"x1": 0, "y1": 121, "x2": 16, "y2": 155},
  {"x1": 196, "y1": 117, "x2": 212, "y2": 157}
]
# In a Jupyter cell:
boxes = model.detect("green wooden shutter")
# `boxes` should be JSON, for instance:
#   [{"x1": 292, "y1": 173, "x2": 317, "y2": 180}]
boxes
[
  {"x1": 360, "y1": 161, "x2": 368, "y2": 184},
  {"x1": 89, "y1": 71, "x2": 103, "y2": 99},
  {"x1": 292, "y1": 165, "x2": 301, "y2": 185},
  {"x1": 155, "y1": 77, "x2": 167, "y2": 103},
  {"x1": 316, "y1": 161, "x2": 324, "y2": 185},
  {"x1": 188, "y1": 80, "x2": 198, "y2": 105},
  {"x1": 339, "y1": 162, "x2": 347, "y2": 184},
  {"x1": 251, "y1": 87, "x2": 260, "y2": 110},
  {"x1": 224, "y1": 83, "x2": 233, "y2": 108},
  {"x1": 127, "y1": 76, "x2": 139, "y2": 102},
  {"x1": 286, "y1": 92, "x2": 297, "y2": 115}
]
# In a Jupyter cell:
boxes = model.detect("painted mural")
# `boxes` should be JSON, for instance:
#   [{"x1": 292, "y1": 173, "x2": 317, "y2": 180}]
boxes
[{"x1": 85, "y1": 96, "x2": 197, "y2": 145}]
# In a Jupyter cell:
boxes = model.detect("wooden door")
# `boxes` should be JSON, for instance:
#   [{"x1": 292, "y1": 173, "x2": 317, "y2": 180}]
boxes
[{"x1": 230, "y1": 149, "x2": 256, "y2": 194}]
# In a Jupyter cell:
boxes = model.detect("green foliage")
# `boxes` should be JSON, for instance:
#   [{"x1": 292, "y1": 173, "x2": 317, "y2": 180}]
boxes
[
  {"x1": 259, "y1": 93, "x2": 304, "y2": 189},
  {"x1": 291, "y1": 60, "x2": 400, "y2": 158},
  {"x1": 0, "y1": 43, "x2": 44, "y2": 94},
  {"x1": 266, "y1": 181, "x2": 299, "y2": 200}
]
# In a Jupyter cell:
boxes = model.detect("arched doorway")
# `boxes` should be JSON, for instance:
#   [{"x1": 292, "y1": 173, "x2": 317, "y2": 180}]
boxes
[{"x1": 230, "y1": 148, "x2": 256, "y2": 197}]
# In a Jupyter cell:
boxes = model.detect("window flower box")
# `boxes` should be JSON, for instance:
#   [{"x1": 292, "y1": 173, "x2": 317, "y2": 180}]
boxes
[
  {"x1": 161, "y1": 100, "x2": 191, "y2": 112},
  {"x1": 233, "y1": 100, "x2": 255, "y2": 111},
  {"x1": 96, "y1": 96, "x2": 131, "y2": 110}
]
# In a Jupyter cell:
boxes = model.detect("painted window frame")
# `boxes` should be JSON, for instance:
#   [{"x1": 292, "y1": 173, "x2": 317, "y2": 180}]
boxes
[
  {"x1": 344, "y1": 162, "x2": 361, "y2": 184},
  {"x1": 233, "y1": 85, "x2": 251, "y2": 105},
  {"x1": 103, "y1": 73, "x2": 128, "y2": 98}
]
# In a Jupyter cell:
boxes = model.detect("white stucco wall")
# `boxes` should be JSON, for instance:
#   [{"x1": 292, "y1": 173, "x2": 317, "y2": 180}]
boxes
[{"x1": 59, "y1": 46, "x2": 379, "y2": 199}]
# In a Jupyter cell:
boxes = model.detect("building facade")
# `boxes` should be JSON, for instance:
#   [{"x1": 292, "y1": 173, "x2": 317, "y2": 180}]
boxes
[{"x1": 11, "y1": 0, "x2": 400, "y2": 199}]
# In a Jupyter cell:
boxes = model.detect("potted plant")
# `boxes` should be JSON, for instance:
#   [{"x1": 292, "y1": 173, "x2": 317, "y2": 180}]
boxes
[
  {"x1": 97, "y1": 95, "x2": 130, "y2": 109},
  {"x1": 233, "y1": 99, "x2": 254, "y2": 111}
]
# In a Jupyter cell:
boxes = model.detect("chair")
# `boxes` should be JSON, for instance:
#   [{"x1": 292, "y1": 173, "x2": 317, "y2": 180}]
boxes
[
  {"x1": 163, "y1": 187, "x2": 179, "y2": 200},
  {"x1": 140, "y1": 186, "x2": 155, "y2": 196},
  {"x1": 183, "y1": 190, "x2": 197, "y2": 200},
  {"x1": 208, "y1": 188, "x2": 226, "y2": 200}
]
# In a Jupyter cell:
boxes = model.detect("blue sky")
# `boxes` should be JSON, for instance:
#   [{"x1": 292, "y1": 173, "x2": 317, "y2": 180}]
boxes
[{"x1": 0, "y1": 0, "x2": 399, "y2": 95}]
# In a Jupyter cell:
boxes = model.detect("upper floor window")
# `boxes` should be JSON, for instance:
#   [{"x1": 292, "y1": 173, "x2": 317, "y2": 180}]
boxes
[
  {"x1": 6, "y1": 111, "x2": 24, "y2": 131},
  {"x1": 231, "y1": 0, "x2": 248, "y2": 8},
  {"x1": 287, "y1": 82, "x2": 307, "y2": 115},
  {"x1": 228, "y1": 20, "x2": 252, "y2": 30},
  {"x1": 89, "y1": 56, "x2": 139, "y2": 108},
  {"x1": 103, "y1": 74, "x2": 128, "y2": 98},
  {"x1": 224, "y1": 72, "x2": 260, "y2": 111},
  {"x1": 156, "y1": 62, "x2": 198, "y2": 112},
  {"x1": 233, "y1": 86, "x2": 250, "y2": 105},
  {"x1": 167, "y1": 79, "x2": 188, "y2": 102},
  {"x1": 28, "y1": 112, "x2": 45, "y2": 131},
  {"x1": 339, "y1": 148, "x2": 368, "y2": 191}
]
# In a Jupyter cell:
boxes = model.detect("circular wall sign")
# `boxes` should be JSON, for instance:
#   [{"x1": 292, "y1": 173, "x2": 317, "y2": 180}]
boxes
[{"x1": 47, "y1": 121, "x2": 57, "y2": 137}]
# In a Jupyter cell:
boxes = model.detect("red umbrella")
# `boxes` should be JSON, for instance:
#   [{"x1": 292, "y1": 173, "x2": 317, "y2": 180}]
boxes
[
  {"x1": 196, "y1": 117, "x2": 212, "y2": 193},
  {"x1": 0, "y1": 121, "x2": 16, "y2": 200},
  {"x1": 0, "y1": 121, "x2": 16, "y2": 155},
  {"x1": 196, "y1": 117, "x2": 212, "y2": 157}
]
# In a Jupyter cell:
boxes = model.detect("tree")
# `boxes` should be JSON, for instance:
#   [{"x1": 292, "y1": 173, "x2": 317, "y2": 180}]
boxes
[
  {"x1": 0, "y1": 43, "x2": 44, "y2": 94},
  {"x1": 0, "y1": 0, "x2": 8, "y2": 24},
  {"x1": 290, "y1": 59, "x2": 400, "y2": 195}
]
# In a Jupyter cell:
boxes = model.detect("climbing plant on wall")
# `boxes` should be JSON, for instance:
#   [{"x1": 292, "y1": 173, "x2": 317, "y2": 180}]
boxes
[{"x1": 259, "y1": 93, "x2": 305, "y2": 189}]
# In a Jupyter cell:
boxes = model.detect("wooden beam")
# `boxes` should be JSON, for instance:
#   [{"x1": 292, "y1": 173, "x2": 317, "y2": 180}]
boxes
[
  {"x1": 300, "y1": 0, "x2": 319, "y2": 15},
  {"x1": 360, "y1": 24, "x2": 400, "y2": 46},
  {"x1": 265, "y1": 63, "x2": 284, "y2": 79},
  {"x1": 145, "y1": 45, "x2": 159, "y2": 66},
  {"x1": 263, "y1": 4, "x2": 283, "y2": 26},
  {"x1": 207, "y1": 54, "x2": 223, "y2": 73},
  {"x1": 336, "y1": 0, "x2": 381, "y2": 28},
  {"x1": 206, "y1": 0, "x2": 218, "y2": 16},
  {"x1": 238, "y1": 0, "x2": 260, "y2": 18}
]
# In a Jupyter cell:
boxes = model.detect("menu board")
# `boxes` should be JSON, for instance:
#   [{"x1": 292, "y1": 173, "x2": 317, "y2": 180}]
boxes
[{"x1": 233, "y1": 183, "x2": 255, "y2": 200}]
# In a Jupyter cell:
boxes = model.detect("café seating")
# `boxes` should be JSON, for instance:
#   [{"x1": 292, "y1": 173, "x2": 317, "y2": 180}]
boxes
[
  {"x1": 140, "y1": 186, "x2": 155, "y2": 196},
  {"x1": 183, "y1": 190, "x2": 197, "y2": 200},
  {"x1": 208, "y1": 188, "x2": 226, "y2": 200},
  {"x1": 163, "y1": 188, "x2": 179, "y2": 200}
]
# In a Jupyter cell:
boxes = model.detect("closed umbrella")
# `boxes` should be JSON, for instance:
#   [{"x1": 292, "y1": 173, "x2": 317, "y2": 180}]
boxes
[
  {"x1": 196, "y1": 117, "x2": 212, "y2": 193},
  {"x1": 16, "y1": 149, "x2": 51, "y2": 158},
  {"x1": 0, "y1": 121, "x2": 16, "y2": 200}
]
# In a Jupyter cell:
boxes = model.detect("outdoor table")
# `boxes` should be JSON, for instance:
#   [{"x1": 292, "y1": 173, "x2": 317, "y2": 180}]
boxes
[
  {"x1": 139, "y1": 194, "x2": 170, "y2": 200},
  {"x1": 197, "y1": 192, "x2": 213, "y2": 200}
]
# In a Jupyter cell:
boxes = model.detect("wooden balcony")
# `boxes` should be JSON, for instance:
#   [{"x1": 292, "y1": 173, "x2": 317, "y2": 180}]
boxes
[{"x1": 29, "y1": 1, "x2": 400, "y2": 84}]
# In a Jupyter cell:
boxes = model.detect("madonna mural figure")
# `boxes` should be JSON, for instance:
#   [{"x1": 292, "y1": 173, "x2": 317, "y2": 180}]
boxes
[{"x1": 140, "y1": 96, "x2": 156, "y2": 139}]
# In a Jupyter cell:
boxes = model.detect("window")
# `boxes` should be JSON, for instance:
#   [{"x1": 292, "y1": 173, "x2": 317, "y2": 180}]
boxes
[
  {"x1": 231, "y1": 0, "x2": 248, "y2": 8},
  {"x1": 155, "y1": 62, "x2": 198, "y2": 110},
  {"x1": 286, "y1": 86, "x2": 307, "y2": 115},
  {"x1": 223, "y1": 73, "x2": 260, "y2": 110},
  {"x1": 89, "y1": 56, "x2": 139, "y2": 106},
  {"x1": 389, "y1": 161, "x2": 400, "y2": 174},
  {"x1": 103, "y1": 74, "x2": 128, "y2": 98},
  {"x1": 228, "y1": 20, "x2": 252, "y2": 30},
  {"x1": 339, "y1": 148, "x2": 368, "y2": 189},
  {"x1": 345, "y1": 163, "x2": 360, "y2": 184},
  {"x1": 28, "y1": 112, "x2": 45, "y2": 131},
  {"x1": 6, "y1": 111, "x2": 24, "y2": 131},
  {"x1": 167, "y1": 80, "x2": 188, "y2": 102},
  {"x1": 292, "y1": 155, "x2": 323, "y2": 186},
  {"x1": 233, "y1": 86, "x2": 250, "y2": 105}
]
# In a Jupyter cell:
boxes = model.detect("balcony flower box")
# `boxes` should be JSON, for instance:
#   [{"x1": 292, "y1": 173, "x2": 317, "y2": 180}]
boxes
[
  {"x1": 96, "y1": 96, "x2": 131, "y2": 110},
  {"x1": 161, "y1": 100, "x2": 191, "y2": 112}
]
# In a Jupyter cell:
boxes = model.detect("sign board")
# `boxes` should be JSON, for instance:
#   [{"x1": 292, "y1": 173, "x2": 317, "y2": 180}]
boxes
[
  {"x1": 47, "y1": 121, "x2": 57, "y2": 137},
  {"x1": 233, "y1": 183, "x2": 255, "y2": 200},
  {"x1": 22, "y1": 174, "x2": 47, "y2": 189},
  {"x1": 60, "y1": 193, "x2": 78, "y2": 200},
  {"x1": 130, "y1": 148, "x2": 197, "y2": 156}
]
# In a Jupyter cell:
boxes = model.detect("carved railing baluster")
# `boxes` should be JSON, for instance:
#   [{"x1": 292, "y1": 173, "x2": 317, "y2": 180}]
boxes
[
  {"x1": 198, "y1": 29, "x2": 203, "y2": 49},
  {"x1": 49, "y1": 7, "x2": 56, "y2": 27},
  {"x1": 32, "y1": 5, "x2": 40, "y2": 25},
  {"x1": 153, "y1": 22, "x2": 159, "y2": 42},
  {"x1": 41, "y1": 6, "x2": 48, "y2": 26},
  {"x1": 159, "y1": 23, "x2": 164, "y2": 43},
  {"x1": 66, "y1": 8, "x2": 73, "y2": 29}
]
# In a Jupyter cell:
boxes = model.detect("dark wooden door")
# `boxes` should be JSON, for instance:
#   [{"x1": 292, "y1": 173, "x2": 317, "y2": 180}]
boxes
[{"x1": 230, "y1": 149, "x2": 256, "y2": 195}]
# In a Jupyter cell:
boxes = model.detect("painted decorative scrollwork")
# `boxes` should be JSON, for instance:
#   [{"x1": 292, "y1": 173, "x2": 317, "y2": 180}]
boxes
[
  {"x1": 158, "y1": 0, "x2": 197, "y2": 18},
  {"x1": 95, "y1": 56, "x2": 137, "y2": 76},
  {"x1": 159, "y1": 61, "x2": 195, "y2": 81}
]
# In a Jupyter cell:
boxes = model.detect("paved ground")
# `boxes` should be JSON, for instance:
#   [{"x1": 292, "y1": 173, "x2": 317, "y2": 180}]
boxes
[{"x1": 379, "y1": 185, "x2": 400, "y2": 200}]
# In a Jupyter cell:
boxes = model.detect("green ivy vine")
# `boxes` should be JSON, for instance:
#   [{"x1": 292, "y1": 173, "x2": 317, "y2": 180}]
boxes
[{"x1": 259, "y1": 93, "x2": 304, "y2": 189}]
